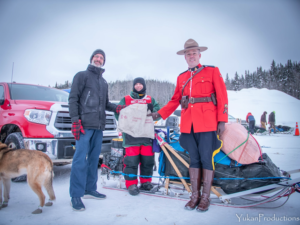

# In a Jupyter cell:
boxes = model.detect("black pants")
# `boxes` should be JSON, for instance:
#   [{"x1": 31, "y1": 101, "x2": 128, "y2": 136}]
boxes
[
  {"x1": 179, "y1": 126, "x2": 222, "y2": 170},
  {"x1": 249, "y1": 120, "x2": 255, "y2": 134}
]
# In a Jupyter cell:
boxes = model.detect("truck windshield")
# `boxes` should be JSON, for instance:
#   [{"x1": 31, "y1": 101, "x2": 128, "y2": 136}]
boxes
[{"x1": 8, "y1": 84, "x2": 69, "y2": 102}]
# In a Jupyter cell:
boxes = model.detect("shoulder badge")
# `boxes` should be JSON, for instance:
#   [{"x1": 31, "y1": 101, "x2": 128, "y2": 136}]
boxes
[{"x1": 178, "y1": 70, "x2": 187, "y2": 76}]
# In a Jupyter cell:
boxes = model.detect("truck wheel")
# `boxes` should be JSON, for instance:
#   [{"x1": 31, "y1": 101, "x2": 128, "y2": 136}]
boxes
[
  {"x1": 4, "y1": 132, "x2": 27, "y2": 182},
  {"x1": 5, "y1": 132, "x2": 25, "y2": 149}
]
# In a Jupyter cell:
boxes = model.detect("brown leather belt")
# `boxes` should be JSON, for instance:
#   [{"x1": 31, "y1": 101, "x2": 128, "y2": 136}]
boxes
[{"x1": 189, "y1": 97, "x2": 212, "y2": 104}]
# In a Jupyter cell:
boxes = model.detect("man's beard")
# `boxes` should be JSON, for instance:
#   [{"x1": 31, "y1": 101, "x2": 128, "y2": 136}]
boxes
[{"x1": 91, "y1": 60, "x2": 103, "y2": 68}]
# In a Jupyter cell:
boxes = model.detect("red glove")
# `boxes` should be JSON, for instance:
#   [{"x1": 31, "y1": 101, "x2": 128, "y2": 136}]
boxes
[
  {"x1": 116, "y1": 105, "x2": 127, "y2": 114},
  {"x1": 71, "y1": 120, "x2": 85, "y2": 140}
]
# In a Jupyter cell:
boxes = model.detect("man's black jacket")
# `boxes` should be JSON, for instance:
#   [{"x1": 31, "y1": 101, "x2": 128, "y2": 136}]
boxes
[{"x1": 69, "y1": 64, "x2": 117, "y2": 130}]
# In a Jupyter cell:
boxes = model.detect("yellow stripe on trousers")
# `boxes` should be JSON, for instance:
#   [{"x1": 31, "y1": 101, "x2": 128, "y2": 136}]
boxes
[{"x1": 211, "y1": 135, "x2": 223, "y2": 170}]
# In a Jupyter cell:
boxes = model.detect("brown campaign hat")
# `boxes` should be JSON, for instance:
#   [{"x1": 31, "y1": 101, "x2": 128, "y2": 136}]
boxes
[{"x1": 176, "y1": 39, "x2": 208, "y2": 55}]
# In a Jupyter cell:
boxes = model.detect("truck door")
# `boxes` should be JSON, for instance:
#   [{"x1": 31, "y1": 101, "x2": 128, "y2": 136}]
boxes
[{"x1": 0, "y1": 85, "x2": 4, "y2": 130}]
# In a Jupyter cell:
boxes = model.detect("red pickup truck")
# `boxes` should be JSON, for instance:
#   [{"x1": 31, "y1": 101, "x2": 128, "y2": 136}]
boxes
[{"x1": 0, "y1": 82, "x2": 118, "y2": 174}]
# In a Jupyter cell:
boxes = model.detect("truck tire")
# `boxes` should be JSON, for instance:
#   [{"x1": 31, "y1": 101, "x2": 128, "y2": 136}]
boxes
[
  {"x1": 4, "y1": 132, "x2": 27, "y2": 182},
  {"x1": 5, "y1": 132, "x2": 25, "y2": 149}
]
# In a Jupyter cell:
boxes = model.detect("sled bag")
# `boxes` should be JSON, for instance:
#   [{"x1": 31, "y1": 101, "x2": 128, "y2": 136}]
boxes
[
  {"x1": 164, "y1": 150, "x2": 190, "y2": 183},
  {"x1": 213, "y1": 153, "x2": 281, "y2": 194},
  {"x1": 118, "y1": 104, "x2": 154, "y2": 139},
  {"x1": 219, "y1": 122, "x2": 261, "y2": 164}
]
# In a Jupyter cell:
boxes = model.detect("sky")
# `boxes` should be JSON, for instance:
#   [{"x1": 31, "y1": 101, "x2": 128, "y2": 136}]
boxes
[{"x1": 0, "y1": 0, "x2": 300, "y2": 87}]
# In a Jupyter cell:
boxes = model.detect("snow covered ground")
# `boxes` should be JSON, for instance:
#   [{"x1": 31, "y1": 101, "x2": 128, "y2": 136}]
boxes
[{"x1": 1, "y1": 88, "x2": 300, "y2": 225}]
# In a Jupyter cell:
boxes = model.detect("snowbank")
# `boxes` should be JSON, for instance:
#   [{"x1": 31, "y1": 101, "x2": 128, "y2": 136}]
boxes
[{"x1": 228, "y1": 88, "x2": 300, "y2": 127}]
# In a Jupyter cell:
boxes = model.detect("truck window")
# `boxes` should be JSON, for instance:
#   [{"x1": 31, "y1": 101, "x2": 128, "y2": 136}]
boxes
[
  {"x1": 8, "y1": 84, "x2": 69, "y2": 102},
  {"x1": 173, "y1": 110, "x2": 181, "y2": 117}
]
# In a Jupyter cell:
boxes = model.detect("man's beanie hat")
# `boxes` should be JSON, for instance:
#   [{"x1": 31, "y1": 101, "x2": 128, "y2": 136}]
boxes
[{"x1": 90, "y1": 49, "x2": 106, "y2": 66}]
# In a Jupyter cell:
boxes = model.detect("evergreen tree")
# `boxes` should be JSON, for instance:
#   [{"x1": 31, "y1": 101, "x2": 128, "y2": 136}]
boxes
[
  {"x1": 232, "y1": 72, "x2": 240, "y2": 91},
  {"x1": 269, "y1": 60, "x2": 277, "y2": 89},
  {"x1": 225, "y1": 73, "x2": 232, "y2": 90},
  {"x1": 240, "y1": 74, "x2": 245, "y2": 89}
]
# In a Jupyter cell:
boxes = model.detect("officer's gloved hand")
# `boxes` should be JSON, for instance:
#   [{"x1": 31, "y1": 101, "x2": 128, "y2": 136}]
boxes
[
  {"x1": 147, "y1": 112, "x2": 161, "y2": 120},
  {"x1": 116, "y1": 105, "x2": 127, "y2": 114},
  {"x1": 217, "y1": 122, "x2": 225, "y2": 136},
  {"x1": 147, "y1": 103, "x2": 153, "y2": 112},
  {"x1": 71, "y1": 120, "x2": 85, "y2": 140}
]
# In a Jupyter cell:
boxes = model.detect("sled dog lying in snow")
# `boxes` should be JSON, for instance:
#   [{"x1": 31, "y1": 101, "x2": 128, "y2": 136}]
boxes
[{"x1": 0, "y1": 142, "x2": 56, "y2": 214}]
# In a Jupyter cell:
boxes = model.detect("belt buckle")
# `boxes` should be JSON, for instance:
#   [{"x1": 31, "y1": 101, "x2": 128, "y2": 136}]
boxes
[{"x1": 190, "y1": 97, "x2": 194, "y2": 104}]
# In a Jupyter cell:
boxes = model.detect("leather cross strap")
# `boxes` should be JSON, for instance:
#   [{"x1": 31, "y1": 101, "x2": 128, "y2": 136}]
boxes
[
  {"x1": 181, "y1": 66, "x2": 205, "y2": 96},
  {"x1": 189, "y1": 96, "x2": 212, "y2": 104}
]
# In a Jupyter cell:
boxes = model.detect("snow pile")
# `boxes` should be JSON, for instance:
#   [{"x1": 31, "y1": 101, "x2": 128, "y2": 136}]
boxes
[{"x1": 228, "y1": 88, "x2": 300, "y2": 127}]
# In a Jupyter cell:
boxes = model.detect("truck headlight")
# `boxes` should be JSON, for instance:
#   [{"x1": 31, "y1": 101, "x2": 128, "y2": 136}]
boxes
[{"x1": 24, "y1": 109, "x2": 52, "y2": 125}]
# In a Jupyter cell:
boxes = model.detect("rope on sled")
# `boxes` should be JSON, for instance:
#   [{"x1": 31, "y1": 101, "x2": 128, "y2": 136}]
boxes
[
  {"x1": 214, "y1": 132, "x2": 250, "y2": 165},
  {"x1": 101, "y1": 165, "x2": 291, "y2": 181}
]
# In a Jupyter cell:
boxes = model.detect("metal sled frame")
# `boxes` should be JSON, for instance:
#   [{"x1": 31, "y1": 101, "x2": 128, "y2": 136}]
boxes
[
  {"x1": 210, "y1": 169, "x2": 300, "y2": 207},
  {"x1": 156, "y1": 141, "x2": 300, "y2": 208}
]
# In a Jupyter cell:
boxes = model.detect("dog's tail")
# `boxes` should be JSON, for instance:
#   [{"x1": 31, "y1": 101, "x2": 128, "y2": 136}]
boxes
[{"x1": 44, "y1": 167, "x2": 56, "y2": 201}]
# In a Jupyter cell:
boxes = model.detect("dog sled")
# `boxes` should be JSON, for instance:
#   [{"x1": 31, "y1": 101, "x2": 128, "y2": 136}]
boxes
[
  {"x1": 100, "y1": 129, "x2": 300, "y2": 209},
  {"x1": 243, "y1": 123, "x2": 294, "y2": 135}
]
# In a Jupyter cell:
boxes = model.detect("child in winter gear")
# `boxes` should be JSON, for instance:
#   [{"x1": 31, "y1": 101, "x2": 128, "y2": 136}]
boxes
[{"x1": 115, "y1": 77, "x2": 160, "y2": 196}]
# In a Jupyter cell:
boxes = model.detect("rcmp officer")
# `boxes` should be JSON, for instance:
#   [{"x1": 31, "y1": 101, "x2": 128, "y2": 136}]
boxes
[{"x1": 148, "y1": 39, "x2": 228, "y2": 212}]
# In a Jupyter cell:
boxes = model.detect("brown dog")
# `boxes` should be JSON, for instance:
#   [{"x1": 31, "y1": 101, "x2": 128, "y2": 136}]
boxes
[{"x1": 0, "y1": 142, "x2": 56, "y2": 214}]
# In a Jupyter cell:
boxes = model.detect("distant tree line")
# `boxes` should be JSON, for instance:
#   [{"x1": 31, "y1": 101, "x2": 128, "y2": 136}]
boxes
[
  {"x1": 54, "y1": 80, "x2": 71, "y2": 89},
  {"x1": 54, "y1": 59, "x2": 300, "y2": 103},
  {"x1": 54, "y1": 79, "x2": 175, "y2": 107},
  {"x1": 225, "y1": 60, "x2": 300, "y2": 99}
]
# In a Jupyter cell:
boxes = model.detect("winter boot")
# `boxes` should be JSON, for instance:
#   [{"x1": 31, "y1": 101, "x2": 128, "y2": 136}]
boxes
[
  {"x1": 184, "y1": 168, "x2": 201, "y2": 210},
  {"x1": 128, "y1": 184, "x2": 140, "y2": 196},
  {"x1": 196, "y1": 169, "x2": 214, "y2": 212},
  {"x1": 140, "y1": 182, "x2": 153, "y2": 191}
]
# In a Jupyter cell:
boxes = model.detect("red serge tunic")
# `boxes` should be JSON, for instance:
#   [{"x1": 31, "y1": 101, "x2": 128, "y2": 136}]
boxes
[{"x1": 158, "y1": 64, "x2": 228, "y2": 133}]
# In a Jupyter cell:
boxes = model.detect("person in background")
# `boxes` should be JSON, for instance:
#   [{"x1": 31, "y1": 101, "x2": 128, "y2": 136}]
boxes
[
  {"x1": 268, "y1": 111, "x2": 276, "y2": 133},
  {"x1": 115, "y1": 77, "x2": 160, "y2": 196},
  {"x1": 246, "y1": 112, "x2": 255, "y2": 134},
  {"x1": 260, "y1": 111, "x2": 267, "y2": 130}
]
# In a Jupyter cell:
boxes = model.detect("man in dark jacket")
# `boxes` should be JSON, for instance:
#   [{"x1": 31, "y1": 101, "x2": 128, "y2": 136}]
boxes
[
  {"x1": 246, "y1": 112, "x2": 255, "y2": 134},
  {"x1": 115, "y1": 77, "x2": 160, "y2": 196},
  {"x1": 260, "y1": 111, "x2": 267, "y2": 130},
  {"x1": 68, "y1": 49, "x2": 125, "y2": 211},
  {"x1": 268, "y1": 111, "x2": 276, "y2": 133}
]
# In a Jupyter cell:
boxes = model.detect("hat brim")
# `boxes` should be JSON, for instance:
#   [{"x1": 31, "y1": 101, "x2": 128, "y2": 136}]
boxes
[{"x1": 177, "y1": 46, "x2": 208, "y2": 55}]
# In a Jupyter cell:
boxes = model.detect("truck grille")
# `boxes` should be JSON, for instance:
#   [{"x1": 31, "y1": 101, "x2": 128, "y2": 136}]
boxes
[{"x1": 54, "y1": 112, "x2": 117, "y2": 131}]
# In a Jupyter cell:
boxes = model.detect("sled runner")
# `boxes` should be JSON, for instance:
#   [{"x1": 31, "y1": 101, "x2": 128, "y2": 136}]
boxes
[{"x1": 100, "y1": 129, "x2": 300, "y2": 208}]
